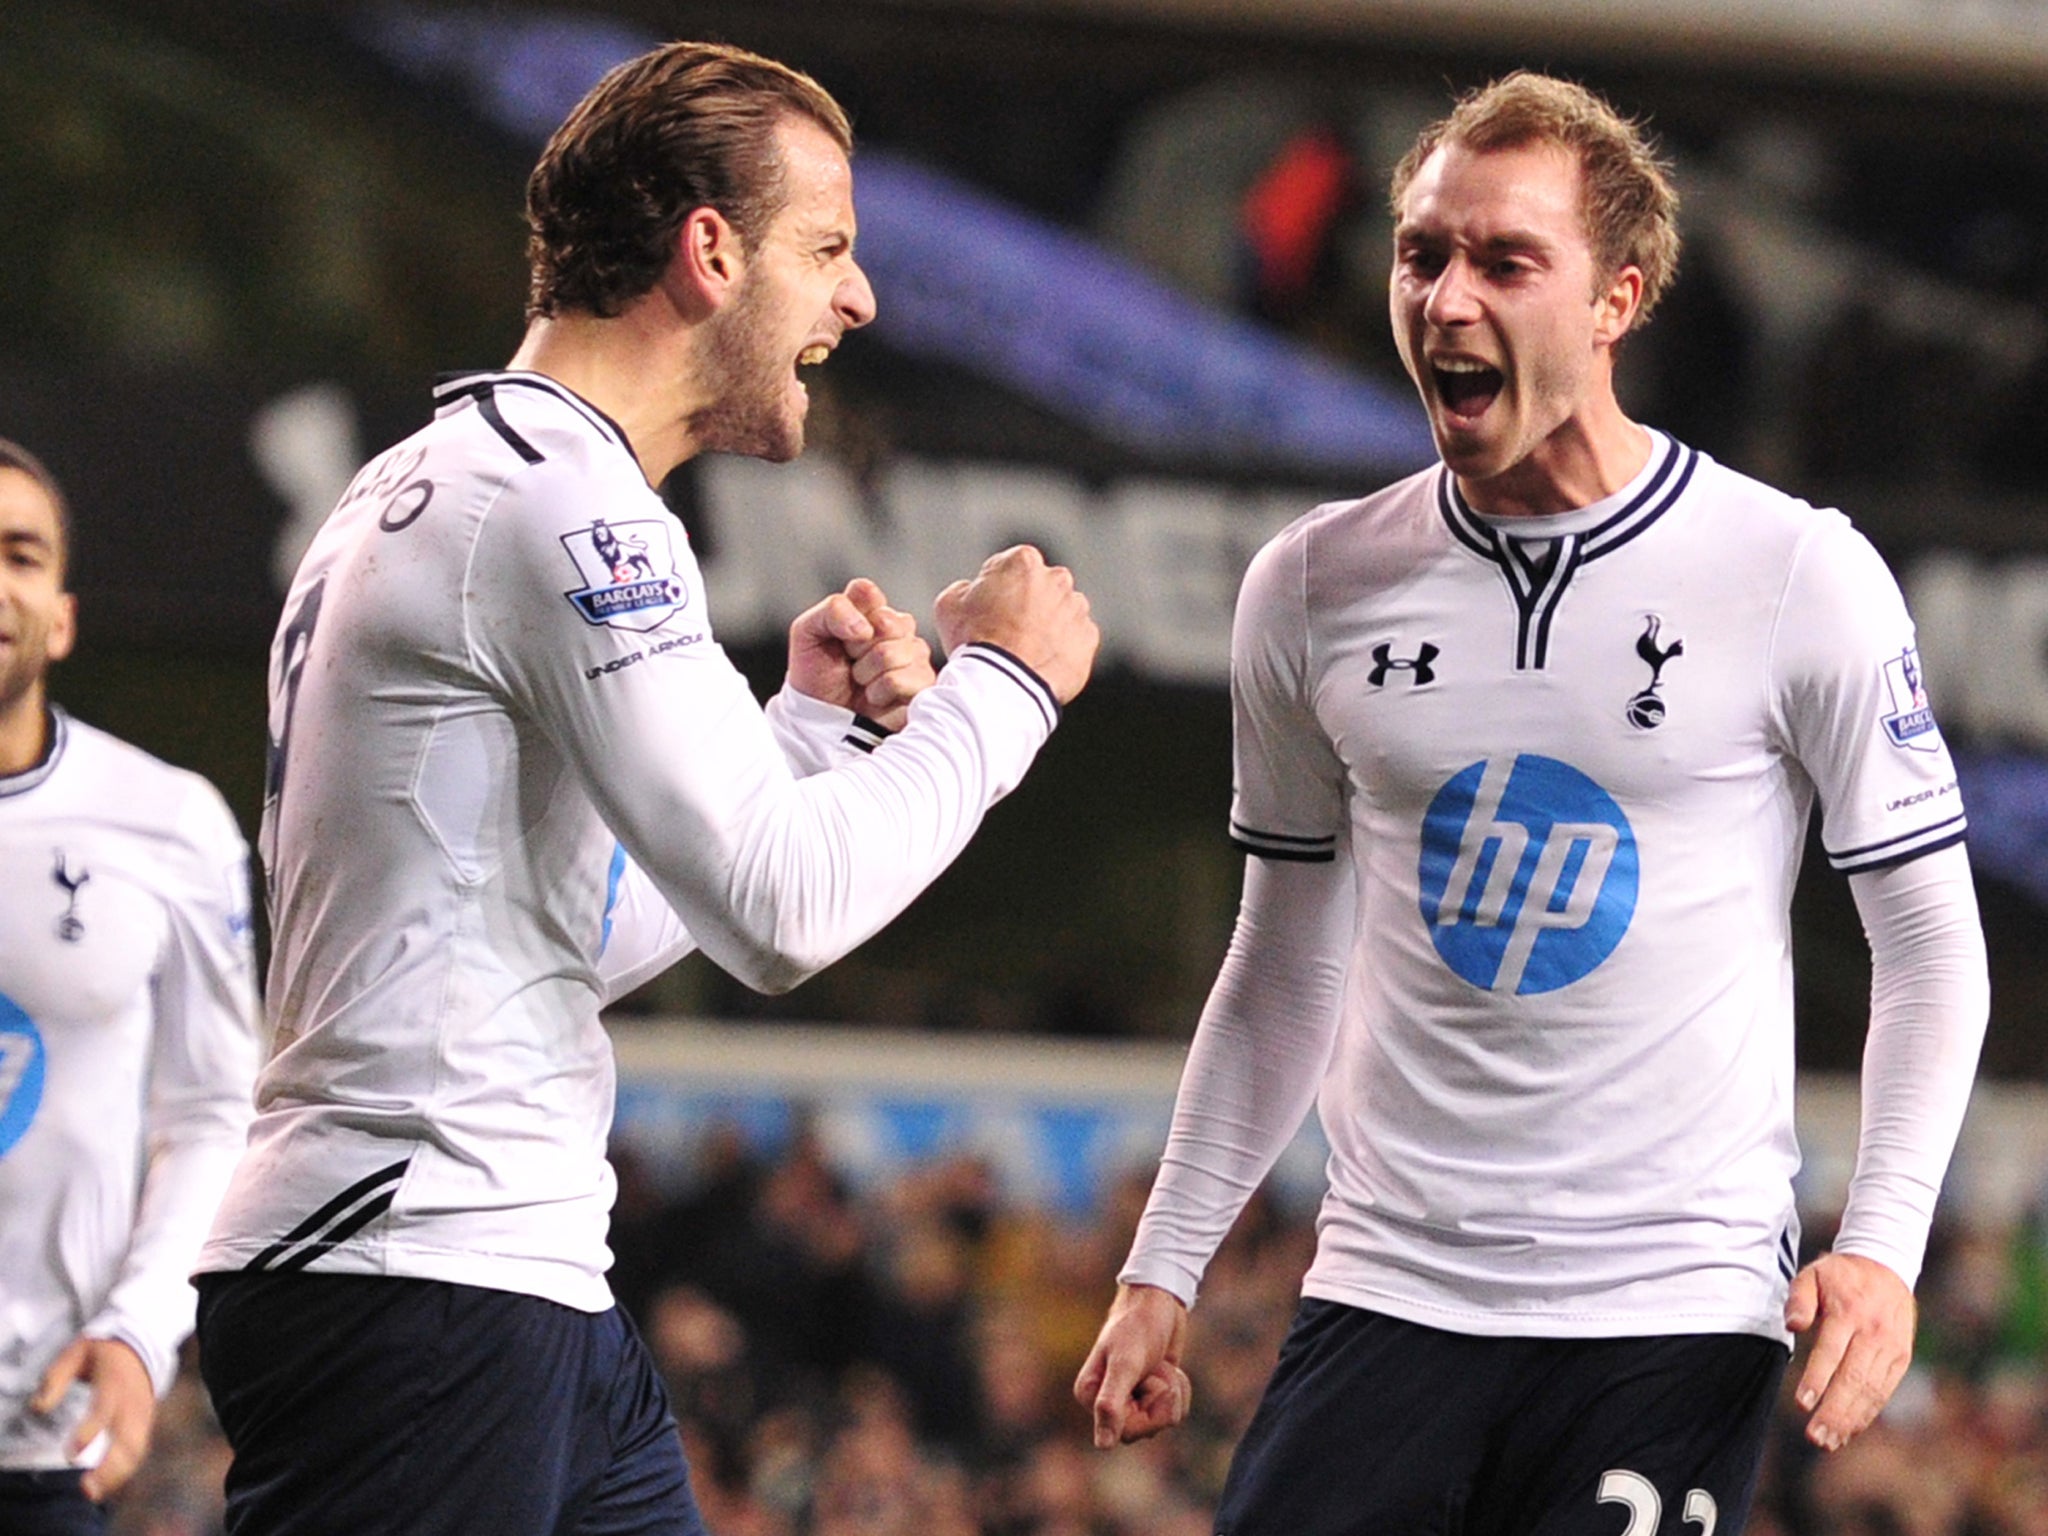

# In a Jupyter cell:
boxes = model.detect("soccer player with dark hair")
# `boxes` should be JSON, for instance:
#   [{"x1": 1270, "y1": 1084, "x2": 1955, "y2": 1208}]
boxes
[
  {"x1": 0, "y1": 440, "x2": 260, "y2": 1534},
  {"x1": 1078, "y1": 72, "x2": 1987, "y2": 1534},
  {"x1": 193, "y1": 40, "x2": 1098, "y2": 1536}
]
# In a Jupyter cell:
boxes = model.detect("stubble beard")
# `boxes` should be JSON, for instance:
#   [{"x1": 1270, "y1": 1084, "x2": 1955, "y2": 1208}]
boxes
[{"x1": 697, "y1": 277, "x2": 804, "y2": 464}]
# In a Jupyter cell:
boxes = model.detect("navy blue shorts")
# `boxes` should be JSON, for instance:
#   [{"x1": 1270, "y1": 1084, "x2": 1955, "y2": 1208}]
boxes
[
  {"x1": 1215, "y1": 1299, "x2": 1787, "y2": 1536},
  {"x1": 0, "y1": 1470, "x2": 104, "y2": 1536},
  {"x1": 196, "y1": 1272, "x2": 705, "y2": 1536}
]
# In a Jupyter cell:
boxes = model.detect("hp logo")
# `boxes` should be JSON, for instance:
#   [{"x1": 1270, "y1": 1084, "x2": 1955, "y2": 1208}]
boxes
[
  {"x1": 1418, "y1": 755, "x2": 1638, "y2": 994},
  {"x1": 0, "y1": 993, "x2": 47, "y2": 1158}
]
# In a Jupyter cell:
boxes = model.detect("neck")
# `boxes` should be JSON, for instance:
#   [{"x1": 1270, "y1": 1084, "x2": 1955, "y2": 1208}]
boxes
[
  {"x1": 0, "y1": 688, "x2": 51, "y2": 778},
  {"x1": 507, "y1": 296, "x2": 717, "y2": 486},
  {"x1": 1459, "y1": 382, "x2": 1651, "y2": 518}
]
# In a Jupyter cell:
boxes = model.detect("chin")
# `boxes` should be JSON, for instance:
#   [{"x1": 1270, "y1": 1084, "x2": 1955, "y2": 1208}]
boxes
[
  {"x1": 701, "y1": 407, "x2": 806, "y2": 464},
  {"x1": 1435, "y1": 433, "x2": 1504, "y2": 479}
]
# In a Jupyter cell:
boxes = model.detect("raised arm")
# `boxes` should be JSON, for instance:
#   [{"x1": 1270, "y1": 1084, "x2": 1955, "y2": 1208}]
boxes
[{"x1": 472, "y1": 469, "x2": 1098, "y2": 995}]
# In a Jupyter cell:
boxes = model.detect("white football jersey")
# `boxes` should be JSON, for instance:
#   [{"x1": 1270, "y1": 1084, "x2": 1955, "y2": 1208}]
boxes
[
  {"x1": 197, "y1": 372, "x2": 1059, "y2": 1310},
  {"x1": 1207, "y1": 435, "x2": 1964, "y2": 1339},
  {"x1": 1, "y1": 712, "x2": 259, "y2": 1469}
]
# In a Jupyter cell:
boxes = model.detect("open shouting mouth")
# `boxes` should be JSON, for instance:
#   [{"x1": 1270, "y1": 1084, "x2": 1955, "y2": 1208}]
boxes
[{"x1": 1433, "y1": 356, "x2": 1503, "y2": 423}]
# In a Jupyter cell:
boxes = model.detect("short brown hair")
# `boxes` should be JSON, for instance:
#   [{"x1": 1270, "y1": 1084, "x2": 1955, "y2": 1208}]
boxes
[
  {"x1": 0, "y1": 437, "x2": 71, "y2": 578},
  {"x1": 525, "y1": 41, "x2": 853, "y2": 320},
  {"x1": 1390, "y1": 72, "x2": 1680, "y2": 327}
]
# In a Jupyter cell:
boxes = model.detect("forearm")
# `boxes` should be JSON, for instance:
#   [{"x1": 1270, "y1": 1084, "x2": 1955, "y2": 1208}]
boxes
[
  {"x1": 591, "y1": 645, "x2": 1055, "y2": 995},
  {"x1": 94, "y1": 1117, "x2": 248, "y2": 1394},
  {"x1": 597, "y1": 690, "x2": 889, "y2": 1003},
  {"x1": 1121, "y1": 851, "x2": 1354, "y2": 1304},
  {"x1": 765, "y1": 685, "x2": 887, "y2": 778},
  {"x1": 1834, "y1": 843, "x2": 1989, "y2": 1288},
  {"x1": 98, "y1": 860, "x2": 260, "y2": 1394}
]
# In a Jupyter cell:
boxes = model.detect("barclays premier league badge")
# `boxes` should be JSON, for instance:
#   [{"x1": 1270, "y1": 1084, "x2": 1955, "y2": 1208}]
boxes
[
  {"x1": 1880, "y1": 646, "x2": 1940, "y2": 752},
  {"x1": 560, "y1": 518, "x2": 690, "y2": 632}
]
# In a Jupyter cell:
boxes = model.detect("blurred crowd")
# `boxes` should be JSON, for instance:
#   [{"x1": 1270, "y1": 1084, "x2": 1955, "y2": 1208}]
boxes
[{"x1": 110, "y1": 1127, "x2": 2048, "y2": 1536}]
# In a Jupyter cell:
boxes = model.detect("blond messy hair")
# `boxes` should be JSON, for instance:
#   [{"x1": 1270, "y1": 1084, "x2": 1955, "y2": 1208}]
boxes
[{"x1": 1390, "y1": 71, "x2": 1681, "y2": 328}]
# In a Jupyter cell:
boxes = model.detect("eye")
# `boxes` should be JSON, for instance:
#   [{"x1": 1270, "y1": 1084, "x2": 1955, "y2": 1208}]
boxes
[{"x1": 1399, "y1": 246, "x2": 1447, "y2": 279}]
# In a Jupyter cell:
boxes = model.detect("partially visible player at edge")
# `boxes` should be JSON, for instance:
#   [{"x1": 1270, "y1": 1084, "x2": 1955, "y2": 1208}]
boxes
[
  {"x1": 194, "y1": 41, "x2": 1097, "y2": 1536},
  {"x1": 1077, "y1": 72, "x2": 1988, "y2": 1535},
  {"x1": 0, "y1": 439, "x2": 261, "y2": 1536}
]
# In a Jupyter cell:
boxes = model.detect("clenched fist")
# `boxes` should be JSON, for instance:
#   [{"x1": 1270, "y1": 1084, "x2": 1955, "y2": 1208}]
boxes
[
  {"x1": 935, "y1": 545, "x2": 1099, "y2": 705},
  {"x1": 786, "y1": 577, "x2": 936, "y2": 731}
]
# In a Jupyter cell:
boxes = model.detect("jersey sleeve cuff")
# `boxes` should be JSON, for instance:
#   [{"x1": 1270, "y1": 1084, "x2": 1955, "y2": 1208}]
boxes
[
  {"x1": 765, "y1": 687, "x2": 887, "y2": 777},
  {"x1": 81, "y1": 1319, "x2": 177, "y2": 1400},
  {"x1": 1116, "y1": 1257, "x2": 1201, "y2": 1310},
  {"x1": 1833, "y1": 1193, "x2": 1937, "y2": 1292},
  {"x1": 952, "y1": 643, "x2": 1061, "y2": 734},
  {"x1": 1827, "y1": 1237, "x2": 1923, "y2": 1293}
]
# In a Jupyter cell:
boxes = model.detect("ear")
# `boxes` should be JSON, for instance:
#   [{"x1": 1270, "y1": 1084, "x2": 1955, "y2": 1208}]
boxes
[
  {"x1": 1593, "y1": 265, "x2": 1644, "y2": 347},
  {"x1": 46, "y1": 591, "x2": 76, "y2": 665},
  {"x1": 672, "y1": 206, "x2": 746, "y2": 312}
]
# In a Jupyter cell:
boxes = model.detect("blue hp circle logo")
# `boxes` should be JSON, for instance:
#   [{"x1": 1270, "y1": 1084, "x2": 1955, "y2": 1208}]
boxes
[
  {"x1": 0, "y1": 992, "x2": 47, "y2": 1157},
  {"x1": 1418, "y1": 755, "x2": 1638, "y2": 994}
]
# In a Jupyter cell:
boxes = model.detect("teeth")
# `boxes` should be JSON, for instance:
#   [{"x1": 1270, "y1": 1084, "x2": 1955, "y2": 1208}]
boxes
[
  {"x1": 798, "y1": 345, "x2": 830, "y2": 366},
  {"x1": 1436, "y1": 358, "x2": 1492, "y2": 373}
]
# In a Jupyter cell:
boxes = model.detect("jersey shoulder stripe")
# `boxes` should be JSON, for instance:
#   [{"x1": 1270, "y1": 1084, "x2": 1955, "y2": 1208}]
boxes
[
  {"x1": 475, "y1": 389, "x2": 545, "y2": 465},
  {"x1": 433, "y1": 371, "x2": 634, "y2": 456}
]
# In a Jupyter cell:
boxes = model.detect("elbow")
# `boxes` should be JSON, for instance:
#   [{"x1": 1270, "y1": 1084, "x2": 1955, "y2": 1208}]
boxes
[
  {"x1": 743, "y1": 955, "x2": 818, "y2": 996},
  {"x1": 723, "y1": 924, "x2": 837, "y2": 996}
]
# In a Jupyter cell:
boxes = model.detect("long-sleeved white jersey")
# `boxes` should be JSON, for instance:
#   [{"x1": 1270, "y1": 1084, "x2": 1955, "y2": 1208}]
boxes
[
  {"x1": 1, "y1": 710, "x2": 260, "y2": 1469},
  {"x1": 197, "y1": 371, "x2": 1060, "y2": 1310},
  {"x1": 1122, "y1": 435, "x2": 1989, "y2": 1341}
]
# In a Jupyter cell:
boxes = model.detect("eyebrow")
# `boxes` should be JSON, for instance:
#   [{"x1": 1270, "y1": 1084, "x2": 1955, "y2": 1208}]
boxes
[
  {"x1": 1395, "y1": 223, "x2": 1555, "y2": 255},
  {"x1": 0, "y1": 528, "x2": 56, "y2": 554}
]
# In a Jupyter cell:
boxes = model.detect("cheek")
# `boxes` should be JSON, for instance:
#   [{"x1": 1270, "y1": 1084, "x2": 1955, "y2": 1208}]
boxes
[
  {"x1": 48, "y1": 598, "x2": 77, "y2": 660},
  {"x1": 1390, "y1": 292, "x2": 1423, "y2": 358}
]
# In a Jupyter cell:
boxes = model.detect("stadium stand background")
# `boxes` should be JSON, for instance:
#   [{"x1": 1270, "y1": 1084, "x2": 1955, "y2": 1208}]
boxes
[{"x1": 8, "y1": 2, "x2": 2048, "y2": 1530}]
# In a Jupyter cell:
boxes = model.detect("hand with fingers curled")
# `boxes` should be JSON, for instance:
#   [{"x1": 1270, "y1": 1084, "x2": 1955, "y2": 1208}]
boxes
[
  {"x1": 934, "y1": 544, "x2": 1100, "y2": 706},
  {"x1": 1074, "y1": 1282, "x2": 1193, "y2": 1450},
  {"x1": 1785, "y1": 1250, "x2": 1917, "y2": 1452},
  {"x1": 30, "y1": 1335, "x2": 155, "y2": 1501},
  {"x1": 786, "y1": 577, "x2": 936, "y2": 732}
]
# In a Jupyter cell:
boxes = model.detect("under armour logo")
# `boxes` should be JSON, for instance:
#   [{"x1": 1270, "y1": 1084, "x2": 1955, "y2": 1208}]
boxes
[
  {"x1": 51, "y1": 850, "x2": 89, "y2": 943},
  {"x1": 1626, "y1": 615, "x2": 1684, "y2": 730},
  {"x1": 1369, "y1": 642, "x2": 1439, "y2": 687}
]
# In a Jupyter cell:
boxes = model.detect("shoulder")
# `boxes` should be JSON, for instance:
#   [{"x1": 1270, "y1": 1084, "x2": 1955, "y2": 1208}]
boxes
[
  {"x1": 53, "y1": 717, "x2": 247, "y2": 870},
  {"x1": 1680, "y1": 449, "x2": 1860, "y2": 558},
  {"x1": 434, "y1": 373, "x2": 641, "y2": 489},
  {"x1": 438, "y1": 378, "x2": 675, "y2": 553},
  {"x1": 1243, "y1": 464, "x2": 1443, "y2": 616}
]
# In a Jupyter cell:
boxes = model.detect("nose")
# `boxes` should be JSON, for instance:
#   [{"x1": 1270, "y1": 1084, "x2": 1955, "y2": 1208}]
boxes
[
  {"x1": 1423, "y1": 254, "x2": 1481, "y2": 327},
  {"x1": 836, "y1": 260, "x2": 877, "y2": 331}
]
